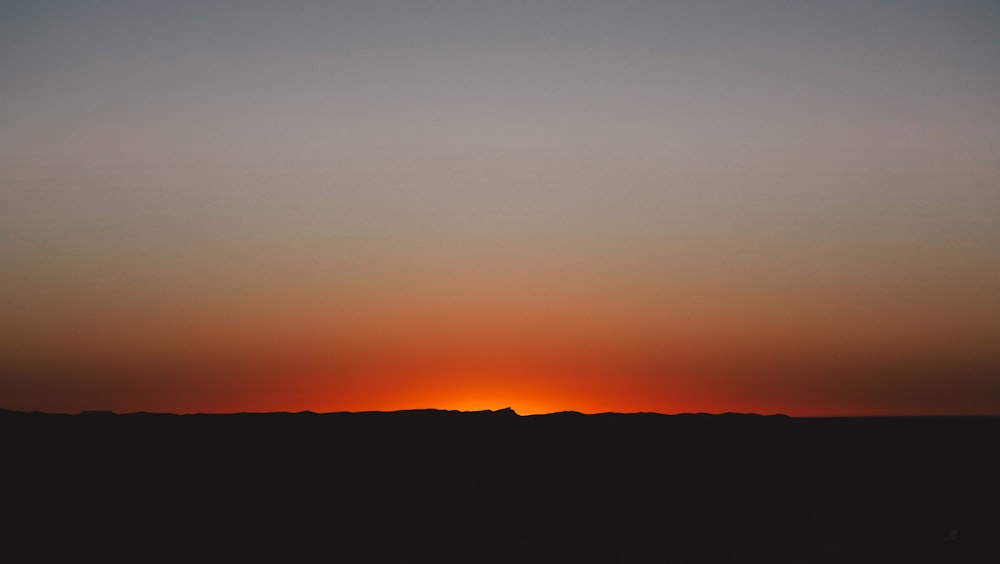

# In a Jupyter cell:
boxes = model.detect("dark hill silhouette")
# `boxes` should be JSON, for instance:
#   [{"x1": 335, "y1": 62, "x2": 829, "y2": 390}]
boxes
[{"x1": 2, "y1": 408, "x2": 998, "y2": 563}]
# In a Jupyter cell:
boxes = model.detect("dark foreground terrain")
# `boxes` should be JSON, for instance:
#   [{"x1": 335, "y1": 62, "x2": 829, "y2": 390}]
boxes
[{"x1": 3, "y1": 408, "x2": 998, "y2": 563}]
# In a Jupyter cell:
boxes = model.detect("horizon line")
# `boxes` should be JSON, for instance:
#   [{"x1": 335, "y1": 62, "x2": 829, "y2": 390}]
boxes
[{"x1": 4, "y1": 407, "x2": 998, "y2": 418}]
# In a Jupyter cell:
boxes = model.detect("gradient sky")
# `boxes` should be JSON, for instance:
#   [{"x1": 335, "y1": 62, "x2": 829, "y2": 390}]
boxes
[{"x1": 2, "y1": 0, "x2": 998, "y2": 415}]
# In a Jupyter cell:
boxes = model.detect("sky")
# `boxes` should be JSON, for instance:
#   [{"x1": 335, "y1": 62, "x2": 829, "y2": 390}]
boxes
[{"x1": 2, "y1": 0, "x2": 998, "y2": 416}]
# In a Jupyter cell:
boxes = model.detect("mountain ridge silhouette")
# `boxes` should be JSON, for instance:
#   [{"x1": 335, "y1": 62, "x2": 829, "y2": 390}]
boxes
[{"x1": 3, "y1": 407, "x2": 997, "y2": 562}]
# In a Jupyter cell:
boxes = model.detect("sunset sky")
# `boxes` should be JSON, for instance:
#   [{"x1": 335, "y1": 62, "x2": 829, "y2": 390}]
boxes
[{"x1": 2, "y1": 0, "x2": 998, "y2": 415}]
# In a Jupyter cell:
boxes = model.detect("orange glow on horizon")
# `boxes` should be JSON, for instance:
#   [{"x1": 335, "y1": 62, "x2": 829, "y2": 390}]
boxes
[
  {"x1": 172, "y1": 365, "x2": 794, "y2": 417},
  {"x1": 8, "y1": 326, "x2": 999, "y2": 417}
]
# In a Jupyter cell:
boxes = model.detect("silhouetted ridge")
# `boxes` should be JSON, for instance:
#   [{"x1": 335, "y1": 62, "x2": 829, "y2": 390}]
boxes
[
  {"x1": 1, "y1": 407, "x2": 796, "y2": 418},
  {"x1": 351, "y1": 407, "x2": 520, "y2": 418},
  {"x1": 2, "y1": 407, "x2": 998, "y2": 563},
  {"x1": 539, "y1": 410, "x2": 587, "y2": 417}
]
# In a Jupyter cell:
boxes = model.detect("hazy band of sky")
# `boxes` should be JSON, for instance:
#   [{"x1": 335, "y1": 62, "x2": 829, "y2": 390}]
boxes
[{"x1": 2, "y1": 1, "x2": 998, "y2": 414}]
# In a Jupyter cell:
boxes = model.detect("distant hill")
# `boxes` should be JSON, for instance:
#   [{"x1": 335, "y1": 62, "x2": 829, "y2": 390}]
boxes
[{"x1": 2, "y1": 408, "x2": 998, "y2": 563}]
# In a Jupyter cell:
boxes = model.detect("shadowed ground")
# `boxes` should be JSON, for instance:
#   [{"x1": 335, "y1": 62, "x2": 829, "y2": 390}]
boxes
[{"x1": 3, "y1": 409, "x2": 998, "y2": 562}]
